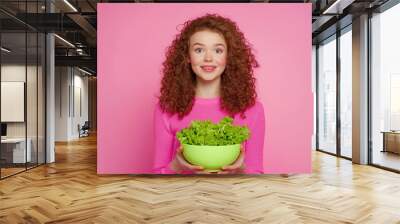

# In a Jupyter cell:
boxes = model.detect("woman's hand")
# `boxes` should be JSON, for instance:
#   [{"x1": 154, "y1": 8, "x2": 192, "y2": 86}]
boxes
[
  {"x1": 170, "y1": 145, "x2": 246, "y2": 174},
  {"x1": 217, "y1": 145, "x2": 246, "y2": 174},
  {"x1": 170, "y1": 145, "x2": 208, "y2": 174}
]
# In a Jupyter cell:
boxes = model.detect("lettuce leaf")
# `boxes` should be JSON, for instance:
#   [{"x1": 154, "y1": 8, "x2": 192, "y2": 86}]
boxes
[{"x1": 176, "y1": 116, "x2": 250, "y2": 146}]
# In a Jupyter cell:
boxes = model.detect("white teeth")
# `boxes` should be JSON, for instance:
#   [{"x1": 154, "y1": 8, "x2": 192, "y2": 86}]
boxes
[{"x1": 202, "y1": 66, "x2": 215, "y2": 71}]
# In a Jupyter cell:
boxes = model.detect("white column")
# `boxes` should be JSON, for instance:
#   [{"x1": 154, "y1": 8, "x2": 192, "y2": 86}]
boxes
[
  {"x1": 352, "y1": 14, "x2": 369, "y2": 164},
  {"x1": 46, "y1": 0, "x2": 55, "y2": 163}
]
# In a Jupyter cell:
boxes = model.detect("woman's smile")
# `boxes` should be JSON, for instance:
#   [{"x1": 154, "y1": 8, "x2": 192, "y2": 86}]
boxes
[{"x1": 201, "y1": 65, "x2": 217, "y2": 72}]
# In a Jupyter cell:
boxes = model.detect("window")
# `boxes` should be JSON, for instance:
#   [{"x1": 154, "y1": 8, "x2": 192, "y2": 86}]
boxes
[
  {"x1": 340, "y1": 27, "x2": 352, "y2": 158},
  {"x1": 371, "y1": 2, "x2": 400, "y2": 171},
  {"x1": 317, "y1": 35, "x2": 337, "y2": 154}
]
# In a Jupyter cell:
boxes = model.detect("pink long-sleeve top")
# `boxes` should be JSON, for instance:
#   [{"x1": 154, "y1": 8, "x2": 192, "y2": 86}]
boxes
[{"x1": 153, "y1": 97, "x2": 265, "y2": 174}]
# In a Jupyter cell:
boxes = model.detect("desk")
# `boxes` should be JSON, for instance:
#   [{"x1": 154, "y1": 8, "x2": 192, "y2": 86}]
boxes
[
  {"x1": 382, "y1": 131, "x2": 400, "y2": 154},
  {"x1": 1, "y1": 138, "x2": 32, "y2": 163}
]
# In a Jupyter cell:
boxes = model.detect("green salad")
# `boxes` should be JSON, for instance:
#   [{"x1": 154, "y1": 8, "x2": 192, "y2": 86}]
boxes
[{"x1": 176, "y1": 116, "x2": 250, "y2": 146}]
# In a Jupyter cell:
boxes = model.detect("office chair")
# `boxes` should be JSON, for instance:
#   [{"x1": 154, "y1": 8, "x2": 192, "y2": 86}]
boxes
[{"x1": 79, "y1": 121, "x2": 90, "y2": 138}]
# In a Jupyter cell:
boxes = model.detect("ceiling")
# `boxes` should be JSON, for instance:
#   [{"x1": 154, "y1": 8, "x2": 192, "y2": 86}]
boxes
[{"x1": 0, "y1": 0, "x2": 393, "y2": 75}]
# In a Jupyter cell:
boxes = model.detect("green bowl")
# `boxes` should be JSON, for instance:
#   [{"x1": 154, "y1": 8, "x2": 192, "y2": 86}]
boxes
[{"x1": 182, "y1": 144, "x2": 241, "y2": 172}]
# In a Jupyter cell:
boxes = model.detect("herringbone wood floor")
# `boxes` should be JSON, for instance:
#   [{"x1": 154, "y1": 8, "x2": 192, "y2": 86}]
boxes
[{"x1": 1, "y1": 134, "x2": 400, "y2": 224}]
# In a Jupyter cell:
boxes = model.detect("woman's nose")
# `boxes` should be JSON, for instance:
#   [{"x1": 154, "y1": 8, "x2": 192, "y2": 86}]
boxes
[{"x1": 204, "y1": 50, "x2": 213, "y2": 61}]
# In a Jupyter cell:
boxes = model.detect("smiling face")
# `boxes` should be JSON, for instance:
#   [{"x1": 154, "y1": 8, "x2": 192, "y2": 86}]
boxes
[{"x1": 188, "y1": 29, "x2": 228, "y2": 83}]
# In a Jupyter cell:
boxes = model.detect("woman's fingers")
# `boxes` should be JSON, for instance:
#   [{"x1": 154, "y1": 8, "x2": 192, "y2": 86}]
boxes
[
  {"x1": 217, "y1": 170, "x2": 230, "y2": 174},
  {"x1": 223, "y1": 160, "x2": 243, "y2": 170},
  {"x1": 176, "y1": 144, "x2": 246, "y2": 174},
  {"x1": 195, "y1": 170, "x2": 216, "y2": 174},
  {"x1": 176, "y1": 147, "x2": 204, "y2": 171},
  {"x1": 221, "y1": 146, "x2": 245, "y2": 172},
  {"x1": 176, "y1": 154, "x2": 203, "y2": 170},
  {"x1": 223, "y1": 151, "x2": 244, "y2": 170},
  {"x1": 176, "y1": 145, "x2": 183, "y2": 153}
]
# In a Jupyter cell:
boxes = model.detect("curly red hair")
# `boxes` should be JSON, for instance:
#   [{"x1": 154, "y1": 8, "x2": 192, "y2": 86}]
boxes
[{"x1": 159, "y1": 14, "x2": 259, "y2": 119}]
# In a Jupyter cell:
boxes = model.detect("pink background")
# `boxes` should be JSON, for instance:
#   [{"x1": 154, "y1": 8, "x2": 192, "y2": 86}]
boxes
[{"x1": 97, "y1": 3, "x2": 313, "y2": 174}]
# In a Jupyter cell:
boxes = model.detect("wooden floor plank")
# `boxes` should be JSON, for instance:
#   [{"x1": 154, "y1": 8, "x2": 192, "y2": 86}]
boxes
[{"x1": 1, "y1": 134, "x2": 400, "y2": 223}]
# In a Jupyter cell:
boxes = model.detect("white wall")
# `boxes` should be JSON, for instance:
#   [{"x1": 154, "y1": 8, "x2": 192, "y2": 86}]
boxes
[
  {"x1": 1, "y1": 82, "x2": 25, "y2": 122},
  {"x1": 72, "y1": 73, "x2": 89, "y2": 138},
  {"x1": 55, "y1": 67, "x2": 69, "y2": 141},
  {"x1": 1, "y1": 65, "x2": 26, "y2": 130},
  {"x1": 55, "y1": 67, "x2": 89, "y2": 141},
  {"x1": 1, "y1": 65, "x2": 42, "y2": 137}
]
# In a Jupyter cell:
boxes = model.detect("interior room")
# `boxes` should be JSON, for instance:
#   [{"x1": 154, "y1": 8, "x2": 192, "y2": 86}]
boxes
[{"x1": 0, "y1": 0, "x2": 399, "y2": 223}]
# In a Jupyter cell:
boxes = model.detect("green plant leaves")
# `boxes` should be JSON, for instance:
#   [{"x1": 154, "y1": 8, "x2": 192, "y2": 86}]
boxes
[{"x1": 176, "y1": 116, "x2": 250, "y2": 146}]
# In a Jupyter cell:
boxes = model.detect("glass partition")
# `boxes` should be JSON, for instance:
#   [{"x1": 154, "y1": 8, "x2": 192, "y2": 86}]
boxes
[
  {"x1": 0, "y1": 1, "x2": 46, "y2": 179},
  {"x1": 1, "y1": 30, "x2": 28, "y2": 177},
  {"x1": 317, "y1": 35, "x2": 337, "y2": 154}
]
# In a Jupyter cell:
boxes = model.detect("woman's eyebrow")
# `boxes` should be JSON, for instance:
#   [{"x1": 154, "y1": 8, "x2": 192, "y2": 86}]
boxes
[
  {"x1": 192, "y1": 43, "x2": 226, "y2": 48},
  {"x1": 192, "y1": 43, "x2": 205, "y2": 46}
]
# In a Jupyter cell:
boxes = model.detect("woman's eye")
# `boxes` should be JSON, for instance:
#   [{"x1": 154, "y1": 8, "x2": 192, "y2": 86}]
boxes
[
  {"x1": 216, "y1": 49, "x2": 224, "y2": 54},
  {"x1": 194, "y1": 48, "x2": 203, "y2": 53}
]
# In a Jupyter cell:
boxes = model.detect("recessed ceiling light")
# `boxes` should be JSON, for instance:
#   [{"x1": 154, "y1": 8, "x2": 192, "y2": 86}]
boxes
[
  {"x1": 322, "y1": 0, "x2": 354, "y2": 15},
  {"x1": 63, "y1": 0, "x2": 78, "y2": 12},
  {"x1": 1, "y1": 47, "x2": 11, "y2": 53},
  {"x1": 54, "y1": 34, "x2": 75, "y2": 48},
  {"x1": 78, "y1": 67, "x2": 93, "y2": 76}
]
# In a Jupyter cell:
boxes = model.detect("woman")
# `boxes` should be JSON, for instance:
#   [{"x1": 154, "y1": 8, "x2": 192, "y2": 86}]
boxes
[{"x1": 153, "y1": 14, "x2": 265, "y2": 174}]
